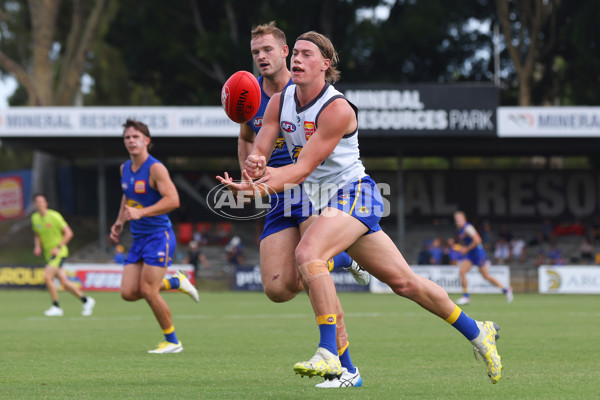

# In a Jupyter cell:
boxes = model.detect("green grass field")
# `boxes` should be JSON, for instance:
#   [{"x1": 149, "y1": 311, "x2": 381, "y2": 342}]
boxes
[{"x1": 2, "y1": 290, "x2": 599, "y2": 399}]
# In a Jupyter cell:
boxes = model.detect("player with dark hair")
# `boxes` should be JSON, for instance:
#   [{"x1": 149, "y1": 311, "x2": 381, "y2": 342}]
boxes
[
  {"x1": 32, "y1": 193, "x2": 95, "y2": 317},
  {"x1": 237, "y1": 21, "x2": 367, "y2": 388},
  {"x1": 110, "y1": 119, "x2": 199, "y2": 354},
  {"x1": 219, "y1": 31, "x2": 503, "y2": 384},
  {"x1": 454, "y1": 210, "x2": 513, "y2": 305}
]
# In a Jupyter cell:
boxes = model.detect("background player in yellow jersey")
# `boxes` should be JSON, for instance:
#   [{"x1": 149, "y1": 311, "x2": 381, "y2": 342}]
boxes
[{"x1": 31, "y1": 193, "x2": 96, "y2": 317}]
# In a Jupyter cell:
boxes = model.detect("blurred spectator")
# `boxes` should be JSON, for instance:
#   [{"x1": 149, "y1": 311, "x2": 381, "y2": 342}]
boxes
[
  {"x1": 440, "y1": 239, "x2": 451, "y2": 265},
  {"x1": 578, "y1": 237, "x2": 594, "y2": 264},
  {"x1": 480, "y1": 219, "x2": 492, "y2": 250},
  {"x1": 192, "y1": 230, "x2": 208, "y2": 246},
  {"x1": 417, "y1": 240, "x2": 434, "y2": 265},
  {"x1": 589, "y1": 215, "x2": 600, "y2": 244},
  {"x1": 216, "y1": 222, "x2": 233, "y2": 245},
  {"x1": 529, "y1": 218, "x2": 554, "y2": 246},
  {"x1": 429, "y1": 237, "x2": 443, "y2": 265},
  {"x1": 493, "y1": 237, "x2": 511, "y2": 264},
  {"x1": 510, "y1": 238, "x2": 527, "y2": 263},
  {"x1": 225, "y1": 236, "x2": 245, "y2": 267},
  {"x1": 447, "y1": 237, "x2": 463, "y2": 265},
  {"x1": 184, "y1": 240, "x2": 211, "y2": 280},
  {"x1": 547, "y1": 242, "x2": 565, "y2": 265},
  {"x1": 497, "y1": 225, "x2": 514, "y2": 243},
  {"x1": 534, "y1": 249, "x2": 546, "y2": 267},
  {"x1": 113, "y1": 244, "x2": 126, "y2": 265}
]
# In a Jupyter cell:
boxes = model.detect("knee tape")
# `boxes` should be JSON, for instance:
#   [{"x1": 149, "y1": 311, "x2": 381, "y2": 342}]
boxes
[{"x1": 299, "y1": 260, "x2": 329, "y2": 283}]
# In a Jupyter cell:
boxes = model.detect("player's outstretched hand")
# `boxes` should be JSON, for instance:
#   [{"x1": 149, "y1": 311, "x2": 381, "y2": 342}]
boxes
[{"x1": 216, "y1": 170, "x2": 257, "y2": 195}]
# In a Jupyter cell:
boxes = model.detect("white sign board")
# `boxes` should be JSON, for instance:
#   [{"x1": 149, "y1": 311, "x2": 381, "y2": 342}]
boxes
[
  {"x1": 498, "y1": 107, "x2": 600, "y2": 137},
  {"x1": 538, "y1": 265, "x2": 600, "y2": 294},
  {"x1": 0, "y1": 107, "x2": 238, "y2": 137},
  {"x1": 369, "y1": 265, "x2": 510, "y2": 294}
]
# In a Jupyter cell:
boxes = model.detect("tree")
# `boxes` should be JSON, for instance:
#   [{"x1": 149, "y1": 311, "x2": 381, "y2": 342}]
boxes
[
  {"x1": 104, "y1": 0, "x2": 386, "y2": 106},
  {"x1": 495, "y1": 0, "x2": 560, "y2": 105},
  {"x1": 0, "y1": 0, "x2": 115, "y2": 201}
]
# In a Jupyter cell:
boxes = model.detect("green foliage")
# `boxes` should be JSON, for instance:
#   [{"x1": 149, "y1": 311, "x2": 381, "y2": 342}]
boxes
[
  {"x1": 0, "y1": 142, "x2": 33, "y2": 171},
  {"x1": 1, "y1": 291, "x2": 599, "y2": 399}
]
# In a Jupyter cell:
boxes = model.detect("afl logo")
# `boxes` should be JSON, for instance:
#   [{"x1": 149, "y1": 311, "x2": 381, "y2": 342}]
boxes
[
  {"x1": 253, "y1": 117, "x2": 263, "y2": 128},
  {"x1": 304, "y1": 121, "x2": 315, "y2": 140},
  {"x1": 281, "y1": 121, "x2": 296, "y2": 133}
]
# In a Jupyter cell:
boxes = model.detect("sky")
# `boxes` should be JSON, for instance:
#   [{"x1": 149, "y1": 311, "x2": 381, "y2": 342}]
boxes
[{"x1": 0, "y1": 76, "x2": 17, "y2": 107}]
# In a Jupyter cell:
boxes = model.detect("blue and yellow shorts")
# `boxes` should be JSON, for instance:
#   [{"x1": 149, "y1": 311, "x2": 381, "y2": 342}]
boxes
[{"x1": 125, "y1": 228, "x2": 176, "y2": 267}]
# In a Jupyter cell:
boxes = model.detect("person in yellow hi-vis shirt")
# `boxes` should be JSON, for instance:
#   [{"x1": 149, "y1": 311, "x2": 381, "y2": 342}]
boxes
[{"x1": 31, "y1": 193, "x2": 95, "y2": 317}]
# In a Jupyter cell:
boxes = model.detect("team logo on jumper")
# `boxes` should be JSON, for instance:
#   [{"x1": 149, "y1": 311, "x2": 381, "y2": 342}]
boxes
[
  {"x1": 134, "y1": 180, "x2": 146, "y2": 194},
  {"x1": 357, "y1": 206, "x2": 369, "y2": 215},
  {"x1": 126, "y1": 199, "x2": 143, "y2": 209},
  {"x1": 253, "y1": 117, "x2": 263, "y2": 128},
  {"x1": 304, "y1": 121, "x2": 315, "y2": 140},
  {"x1": 281, "y1": 121, "x2": 296, "y2": 133},
  {"x1": 274, "y1": 137, "x2": 285, "y2": 150},
  {"x1": 121, "y1": 183, "x2": 128, "y2": 190},
  {"x1": 291, "y1": 145, "x2": 303, "y2": 162}
]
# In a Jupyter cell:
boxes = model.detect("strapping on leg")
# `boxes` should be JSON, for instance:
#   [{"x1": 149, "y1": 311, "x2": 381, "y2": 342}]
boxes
[{"x1": 299, "y1": 260, "x2": 329, "y2": 283}]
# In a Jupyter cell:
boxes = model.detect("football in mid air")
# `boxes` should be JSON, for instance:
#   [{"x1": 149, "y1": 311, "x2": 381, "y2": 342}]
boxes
[{"x1": 221, "y1": 71, "x2": 261, "y2": 123}]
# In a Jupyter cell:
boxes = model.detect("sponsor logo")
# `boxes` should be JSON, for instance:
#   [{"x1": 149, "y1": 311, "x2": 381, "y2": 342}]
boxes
[
  {"x1": 206, "y1": 182, "x2": 278, "y2": 220},
  {"x1": 508, "y1": 113, "x2": 535, "y2": 127},
  {"x1": 327, "y1": 316, "x2": 335, "y2": 323},
  {"x1": 546, "y1": 269, "x2": 561, "y2": 291},
  {"x1": 281, "y1": 121, "x2": 296, "y2": 133},
  {"x1": 304, "y1": 121, "x2": 315, "y2": 140},
  {"x1": 0, "y1": 176, "x2": 24, "y2": 219},
  {"x1": 0, "y1": 266, "x2": 45, "y2": 286},
  {"x1": 83, "y1": 272, "x2": 122, "y2": 290},
  {"x1": 134, "y1": 180, "x2": 146, "y2": 194},
  {"x1": 236, "y1": 89, "x2": 254, "y2": 121}
]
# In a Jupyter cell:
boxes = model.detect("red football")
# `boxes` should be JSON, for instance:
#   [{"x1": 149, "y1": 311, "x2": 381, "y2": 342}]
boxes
[{"x1": 221, "y1": 71, "x2": 261, "y2": 123}]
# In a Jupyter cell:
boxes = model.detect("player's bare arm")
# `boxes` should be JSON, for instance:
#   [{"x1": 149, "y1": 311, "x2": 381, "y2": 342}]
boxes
[
  {"x1": 109, "y1": 165, "x2": 128, "y2": 242},
  {"x1": 238, "y1": 123, "x2": 255, "y2": 172}
]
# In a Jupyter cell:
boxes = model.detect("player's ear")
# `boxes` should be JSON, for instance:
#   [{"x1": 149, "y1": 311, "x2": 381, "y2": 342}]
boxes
[
  {"x1": 282, "y1": 44, "x2": 289, "y2": 58},
  {"x1": 322, "y1": 58, "x2": 331, "y2": 72}
]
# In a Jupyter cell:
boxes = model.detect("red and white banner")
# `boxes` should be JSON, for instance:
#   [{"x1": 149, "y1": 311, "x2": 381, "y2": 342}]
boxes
[
  {"x1": 63, "y1": 263, "x2": 194, "y2": 291},
  {"x1": 0, "y1": 175, "x2": 24, "y2": 220},
  {"x1": 370, "y1": 265, "x2": 510, "y2": 294},
  {"x1": 538, "y1": 265, "x2": 600, "y2": 294}
]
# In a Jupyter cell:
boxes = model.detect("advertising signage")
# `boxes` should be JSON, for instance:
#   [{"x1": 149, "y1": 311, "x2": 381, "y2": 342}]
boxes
[
  {"x1": 498, "y1": 107, "x2": 600, "y2": 137},
  {"x1": 0, "y1": 106, "x2": 238, "y2": 137},
  {"x1": 0, "y1": 84, "x2": 498, "y2": 138},
  {"x1": 337, "y1": 83, "x2": 498, "y2": 137}
]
